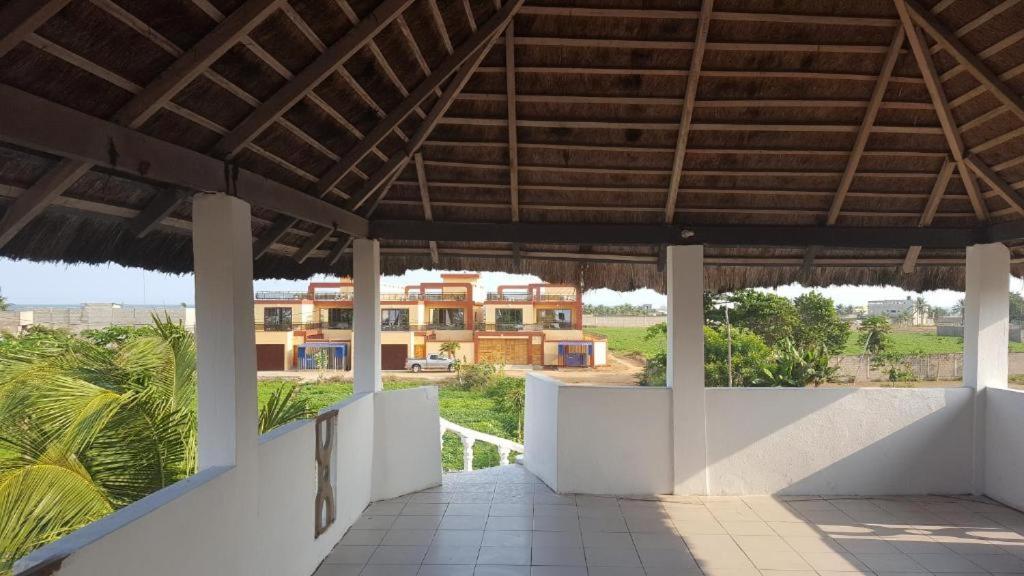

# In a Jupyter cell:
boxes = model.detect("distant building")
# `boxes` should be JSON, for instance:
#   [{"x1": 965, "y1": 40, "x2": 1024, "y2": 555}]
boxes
[
  {"x1": 867, "y1": 296, "x2": 931, "y2": 325},
  {"x1": 0, "y1": 303, "x2": 195, "y2": 334}
]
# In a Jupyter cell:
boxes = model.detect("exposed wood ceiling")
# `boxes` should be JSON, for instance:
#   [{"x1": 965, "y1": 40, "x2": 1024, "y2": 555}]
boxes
[{"x1": 0, "y1": 0, "x2": 1023, "y2": 291}]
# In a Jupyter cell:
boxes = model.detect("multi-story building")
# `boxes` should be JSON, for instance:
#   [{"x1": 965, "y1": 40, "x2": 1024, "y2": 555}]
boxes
[{"x1": 253, "y1": 275, "x2": 606, "y2": 371}]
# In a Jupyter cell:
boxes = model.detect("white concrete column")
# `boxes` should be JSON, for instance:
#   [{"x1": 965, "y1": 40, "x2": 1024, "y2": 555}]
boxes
[
  {"x1": 667, "y1": 245, "x2": 709, "y2": 495},
  {"x1": 354, "y1": 238, "x2": 382, "y2": 394},
  {"x1": 192, "y1": 193, "x2": 258, "y2": 471},
  {"x1": 963, "y1": 242, "x2": 1009, "y2": 494}
]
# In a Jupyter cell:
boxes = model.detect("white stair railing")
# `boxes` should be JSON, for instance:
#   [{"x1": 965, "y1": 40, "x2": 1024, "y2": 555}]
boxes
[{"x1": 440, "y1": 417, "x2": 524, "y2": 472}]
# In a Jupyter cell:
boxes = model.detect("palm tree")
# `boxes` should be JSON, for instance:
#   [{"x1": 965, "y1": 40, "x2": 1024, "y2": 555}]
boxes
[
  {"x1": 0, "y1": 318, "x2": 310, "y2": 572},
  {"x1": 914, "y1": 297, "x2": 928, "y2": 321},
  {"x1": 439, "y1": 341, "x2": 461, "y2": 360},
  {"x1": 0, "y1": 294, "x2": 7, "y2": 311},
  {"x1": 952, "y1": 298, "x2": 966, "y2": 320}
]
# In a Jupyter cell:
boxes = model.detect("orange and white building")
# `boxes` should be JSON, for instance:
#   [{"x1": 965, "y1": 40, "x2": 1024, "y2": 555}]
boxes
[{"x1": 253, "y1": 274, "x2": 606, "y2": 371}]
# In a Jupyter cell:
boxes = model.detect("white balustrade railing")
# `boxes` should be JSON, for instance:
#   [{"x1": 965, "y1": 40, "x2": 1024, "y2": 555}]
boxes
[{"x1": 440, "y1": 417, "x2": 524, "y2": 472}]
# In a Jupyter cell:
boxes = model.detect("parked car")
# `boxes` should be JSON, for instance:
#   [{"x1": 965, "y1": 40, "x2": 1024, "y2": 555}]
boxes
[{"x1": 405, "y1": 353, "x2": 455, "y2": 372}]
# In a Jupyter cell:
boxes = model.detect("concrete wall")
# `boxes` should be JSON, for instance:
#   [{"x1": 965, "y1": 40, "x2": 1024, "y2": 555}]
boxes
[
  {"x1": 583, "y1": 315, "x2": 667, "y2": 328},
  {"x1": 705, "y1": 387, "x2": 974, "y2": 495},
  {"x1": 524, "y1": 374, "x2": 976, "y2": 496},
  {"x1": 16, "y1": 388, "x2": 441, "y2": 576},
  {"x1": 833, "y1": 352, "x2": 1024, "y2": 382},
  {"x1": 985, "y1": 388, "x2": 1024, "y2": 511},
  {"x1": 10, "y1": 304, "x2": 195, "y2": 333},
  {"x1": 524, "y1": 374, "x2": 672, "y2": 495}
]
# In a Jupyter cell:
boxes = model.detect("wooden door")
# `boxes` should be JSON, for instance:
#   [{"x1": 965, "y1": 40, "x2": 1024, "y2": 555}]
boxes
[
  {"x1": 380, "y1": 344, "x2": 408, "y2": 370},
  {"x1": 256, "y1": 344, "x2": 285, "y2": 371},
  {"x1": 478, "y1": 338, "x2": 529, "y2": 365}
]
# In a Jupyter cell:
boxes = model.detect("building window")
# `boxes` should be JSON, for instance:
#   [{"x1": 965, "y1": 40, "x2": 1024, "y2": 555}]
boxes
[
  {"x1": 495, "y1": 308, "x2": 524, "y2": 331},
  {"x1": 538, "y1": 309, "x2": 572, "y2": 329},
  {"x1": 381, "y1": 309, "x2": 410, "y2": 331},
  {"x1": 430, "y1": 308, "x2": 465, "y2": 329},
  {"x1": 264, "y1": 307, "x2": 292, "y2": 331},
  {"x1": 325, "y1": 308, "x2": 352, "y2": 329}
]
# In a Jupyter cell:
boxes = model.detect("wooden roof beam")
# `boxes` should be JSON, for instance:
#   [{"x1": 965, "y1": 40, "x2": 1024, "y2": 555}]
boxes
[
  {"x1": 294, "y1": 226, "x2": 335, "y2": 263},
  {"x1": 664, "y1": 0, "x2": 713, "y2": 223},
  {"x1": 0, "y1": 0, "x2": 73, "y2": 58},
  {"x1": 965, "y1": 156, "x2": 1024, "y2": 216},
  {"x1": 826, "y1": 27, "x2": 904, "y2": 225},
  {"x1": 902, "y1": 157, "x2": 955, "y2": 273},
  {"x1": 0, "y1": 0, "x2": 284, "y2": 250},
  {"x1": 315, "y1": 1, "x2": 518, "y2": 200},
  {"x1": 369, "y1": 220, "x2": 988, "y2": 249},
  {"x1": 895, "y1": 1, "x2": 989, "y2": 221},
  {"x1": 414, "y1": 153, "x2": 440, "y2": 265},
  {"x1": 506, "y1": 22, "x2": 519, "y2": 222},
  {"x1": 0, "y1": 84, "x2": 368, "y2": 237},
  {"x1": 904, "y1": 0, "x2": 1024, "y2": 124},
  {"x1": 212, "y1": 0, "x2": 414, "y2": 158},
  {"x1": 130, "y1": 189, "x2": 189, "y2": 238}
]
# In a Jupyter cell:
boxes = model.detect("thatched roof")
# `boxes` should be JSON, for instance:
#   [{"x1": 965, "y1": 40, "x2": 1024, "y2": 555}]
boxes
[{"x1": 1, "y1": 0, "x2": 1024, "y2": 292}]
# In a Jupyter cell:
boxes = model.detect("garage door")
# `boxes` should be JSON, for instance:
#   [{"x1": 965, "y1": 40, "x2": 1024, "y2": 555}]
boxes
[
  {"x1": 381, "y1": 344, "x2": 408, "y2": 370},
  {"x1": 256, "y1": 344, "x2": 285, "y2": 371},
  {"x1": 478, "y1": 338, "x2": 529, "y2": 365}
]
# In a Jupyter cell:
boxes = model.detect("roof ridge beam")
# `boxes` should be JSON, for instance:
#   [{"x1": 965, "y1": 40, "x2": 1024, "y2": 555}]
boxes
[
  {"x1": 664, "y1": 0, "x2": 713, "y2": 223},
  {"x1": 895, "y1": 0, "x2": 989, "y2": 221},
  {"x1": 212, "y1": 0, "x2": 415, "y2": 159},
  {"x1": 0, "y1": 0, "x2": 284, "y2": 249},
  {"x1": 903, "y1": 0, "x2": 1024, "y2": 124},
  {"x1": 826, "y1": 26, "x2": 904, "y2": 225}
]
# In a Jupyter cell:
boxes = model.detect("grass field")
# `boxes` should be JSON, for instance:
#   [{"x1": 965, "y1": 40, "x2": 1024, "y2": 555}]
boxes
[
  {"x1": 584, "y1": 326, "x2": 665, "y2": 359},
  {"x1": 587, "y1": 326, "x2": 1024, "y2": 357},
  {"x1": 258, "y1": 377, "x2": 515, "y2": 471}
]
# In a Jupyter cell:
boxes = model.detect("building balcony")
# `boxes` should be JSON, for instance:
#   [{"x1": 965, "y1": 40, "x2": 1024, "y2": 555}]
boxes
[
  {"x1": 480, "y1": 322, "x2": 575, "y2": 332},
  {"x1": 255, "y1": 322, "x2": 325, "y2": 332},
  {"x1": 486, "y1": 292, "x2": 532, "y2": 302},
  {"x1": 255, "y1": 291, "x2": 308, "y2": 301}
]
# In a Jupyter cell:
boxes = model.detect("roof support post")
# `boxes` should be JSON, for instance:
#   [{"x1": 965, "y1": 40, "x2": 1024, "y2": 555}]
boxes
[
  {"x1": 664, "y1": 0, "x2": 713, "y2": 223},
  {"x1": 353, "y1": 238, "x2": 382, "y2": 395},
  {"x1": 895, "y1": 0, "x2": 988, "y2": 220},
  {"x1": 963, "y1": 242, "x2": 1010, "y2": 495},
  {"x1": 667, "y1": 245, "x2": 709, "y2": 495}
]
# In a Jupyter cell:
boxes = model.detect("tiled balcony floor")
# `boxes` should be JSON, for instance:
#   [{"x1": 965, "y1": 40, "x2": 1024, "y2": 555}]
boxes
[{"x1": 315, "y1": 465, "x2": 1024, "y2": 576}]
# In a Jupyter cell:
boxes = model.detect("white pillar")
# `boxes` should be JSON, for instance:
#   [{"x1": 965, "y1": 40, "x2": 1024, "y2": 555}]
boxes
[
  {"x1": 964, "y1": 242, "x2": 1009, "y2": 494},
  {"x1": 192, "y1": 193, "x2": 258, "y2": 471},
  {"x1": 354, "y1": 238, "x2": 382, "y2": 394},
  {"x1": 667, "y1": 245, "x2": 709, "y2": 495}
]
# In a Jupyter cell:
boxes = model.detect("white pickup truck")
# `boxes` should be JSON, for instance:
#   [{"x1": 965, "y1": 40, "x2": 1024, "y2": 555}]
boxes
[{"x1": 405, "y1": 353, "x2": 455, "y2": 372}]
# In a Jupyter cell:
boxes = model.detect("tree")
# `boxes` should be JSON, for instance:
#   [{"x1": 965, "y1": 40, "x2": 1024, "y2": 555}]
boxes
[
  {"x1": 713, "y1": 290, "x2": 798, "y2": 346},
  {"x1": 439, "y1": 341, "x2": 461, "y2": 360},
  {"x1": 914, "y1": 297, "x2": 928, "y2": 320},
  {"x1": 0, "y1": 294, "x2": 7, "y2": 312},
  {"x1": 857, "y1": 316, "x2": 892, "y2": 356},
  {"x1": 1010, "y1": 292, "x2": 1024, "y2": 324},
  {"x1": 0, "y1": 317, "x2": 310, "y2": 572},
  {"x1": 637, "y1": 325, "x2": 772, "y2": 388},
  {"x1": 952, "y1": 298, "x2": 966, "y2": 319},
  {"x1": 792, "y1": 292, "x2": 850, "y2": 355}
]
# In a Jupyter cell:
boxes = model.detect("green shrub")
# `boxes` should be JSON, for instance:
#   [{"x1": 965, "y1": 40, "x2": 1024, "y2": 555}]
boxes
[
  {"x1": 451, "y1": 362, "x2": 497, "y2": 391},
  {"x1": 757, "y1": 339, "x2": 838, "y2": 387}
]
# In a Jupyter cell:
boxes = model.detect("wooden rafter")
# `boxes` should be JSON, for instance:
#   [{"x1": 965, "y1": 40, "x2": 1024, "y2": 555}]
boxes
[
  {"x1": 295, "y1": 226, "x2": 335, "y2": 263},
  {"x1": 130, "y1": 190, "x2": 188, "y2": 238},
  {"x1": 664, "y1": 0, "x2": 713, "y2": 223},
  {"x1": 0, "y1": 85, "x2": 368, "y2": 236},
  {"x1": 315, "y1": 4, "x2": 518, "y2": 200},
  {"x1": 428, "y1": 0, "x2": 454, "y2": 54},
  {"x1": 903, "y1": 0, "x2": 1024, "y2": 124},
  {"x1": 0, "y1": 0, "x2": 73, "y2": 58},
  {"x1": 211, "y1": 0, "x2": 414, "y2": 158},
  {"x1": 414, "y1": 153, "x2": 440, "y2": 265},
  {"x1": 965, "y1": 156, "x2": 1024, "y2": 215},
  {"x1": 902, "y1": 158, "x2": 955, "y2": 273},
  {"x1": 0, "y1": 0, "x2": 284, "y2": 250},
  {"x1": 826, "y1": 27, "x2": 905, "y2": 225},
  {"x1": 337, "y1": 2, "x2": 520, "y2": 212},
  {"x1": 506, "y1": 22, "x2": 519, "y2": 222},
  {"x1": 895, "y1": 1, "x2": 988, "y2": 221}
]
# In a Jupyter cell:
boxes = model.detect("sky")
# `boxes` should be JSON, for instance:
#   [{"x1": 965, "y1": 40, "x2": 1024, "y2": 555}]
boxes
[{"x1": 3, "y1": 257, "x2": 1014, "y2": 310}]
